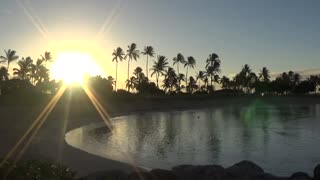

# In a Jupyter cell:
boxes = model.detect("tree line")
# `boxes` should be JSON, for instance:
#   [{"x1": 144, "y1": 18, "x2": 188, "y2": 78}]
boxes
[
  {"x1": 0, "y1": 49, "x2": 57, "y2": 95},
  {"x1": 112, "y1": 43, "x2": 320, "y2": 95},
  {"x1": 0, "y1": 44, "x2": 320, "y2": 96}
]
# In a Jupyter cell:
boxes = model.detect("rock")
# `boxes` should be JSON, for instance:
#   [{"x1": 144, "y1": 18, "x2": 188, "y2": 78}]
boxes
[
  {"x1": 314, "y1": 164, "x2": 320, "y2": 180},
  {"x1": 150, "y1": 169, "x2": 178, "y2": 180},
  {"x1": 289, "y1": 172, "x2": 311, "y2": 180},
  {"x1": 256, "y1": 173, "x2": 288, "y2": 180},
  {"x1": 225, "y1": 160, "x2": 264, "y2": 178},
  {"x1": 172, "y1": 165, "x2": 225, "y2": 180},
  {"x1": 84, "y1": 170, "x2": 128, "y2": 180},
  {"x1": 127, "y1": 171, "x2": 153, "y2": 180}
]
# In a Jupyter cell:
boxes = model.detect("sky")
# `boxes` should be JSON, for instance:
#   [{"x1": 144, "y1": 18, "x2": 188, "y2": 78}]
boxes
[{"x1": 0, "y1": 0, "x2": 320, "y2": 88}]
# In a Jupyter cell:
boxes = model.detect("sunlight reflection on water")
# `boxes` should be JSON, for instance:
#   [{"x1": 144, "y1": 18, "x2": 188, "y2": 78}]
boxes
[{"x1": 66, "y1": 102, "x2": 320, "y2": 176}]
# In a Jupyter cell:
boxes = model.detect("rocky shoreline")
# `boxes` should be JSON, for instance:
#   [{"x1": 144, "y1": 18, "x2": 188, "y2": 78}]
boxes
[{"x1": 82, "y1": 161, "x2": 320, "y2": 180}]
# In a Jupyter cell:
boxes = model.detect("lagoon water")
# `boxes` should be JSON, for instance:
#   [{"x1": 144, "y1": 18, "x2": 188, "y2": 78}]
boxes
[{"x1": 66, "y1": 101, "x2": 320, "y2": 176}]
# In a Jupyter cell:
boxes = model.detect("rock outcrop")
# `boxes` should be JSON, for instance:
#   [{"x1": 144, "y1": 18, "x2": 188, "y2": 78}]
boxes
[{"x1": 82, "y1": 161, "x2": 319, "y2": 180}]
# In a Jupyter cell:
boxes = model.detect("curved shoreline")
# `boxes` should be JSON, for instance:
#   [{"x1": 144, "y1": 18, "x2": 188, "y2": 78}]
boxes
[{"x1": 1, "y1": 96, "x2": 320, "y2": 178}]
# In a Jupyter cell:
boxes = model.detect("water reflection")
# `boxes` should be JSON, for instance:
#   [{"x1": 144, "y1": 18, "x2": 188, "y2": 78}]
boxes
[{"x1": 65, "y1": 102, "x2": 320, "y2": 176}]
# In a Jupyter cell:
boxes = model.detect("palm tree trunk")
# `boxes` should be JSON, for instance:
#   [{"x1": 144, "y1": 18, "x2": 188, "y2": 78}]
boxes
[
  {"x1": 177, "y1": 63, "x2": 180, "y2": 90},
  {"x1": 186, "y1": 66, "x2": 188, "y2": 88},
  {"x1": 7, "y1": 63, "x2": 9, "y2": 73},
  {"x1": 156, "y1": 73, "x2": 159, "y2": 88},
  {"x1": 146, "y1": 55, "x2": 149, "y2": 80},
  {"x1": 115, "y1": 61, "x2": 118, "y2": 91},
  {"x1": 127, "y1": 58, "x2": 130, "y2": 91},
  {"x1": 198, "y1": 79, "x2": 200, "y2": 89}
]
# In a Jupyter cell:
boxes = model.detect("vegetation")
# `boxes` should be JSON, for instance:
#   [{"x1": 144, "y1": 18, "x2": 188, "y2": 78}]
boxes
[
  {"x1": 0, "y1": 45, "x2": 320, "y2": 97},
  {"x1": 0, "y1": 159, "x2": 75, "y2": 180}
]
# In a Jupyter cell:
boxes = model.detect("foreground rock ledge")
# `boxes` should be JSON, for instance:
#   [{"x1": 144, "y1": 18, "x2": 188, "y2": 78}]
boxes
[{"x1": 82, "y1": 160, "x2": 320, "y2": 180}]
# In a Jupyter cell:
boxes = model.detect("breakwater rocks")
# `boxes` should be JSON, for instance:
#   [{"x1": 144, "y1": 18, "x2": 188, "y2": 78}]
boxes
[{"x1": 82, "y1": 161, "x2": 320, "y2": 180}]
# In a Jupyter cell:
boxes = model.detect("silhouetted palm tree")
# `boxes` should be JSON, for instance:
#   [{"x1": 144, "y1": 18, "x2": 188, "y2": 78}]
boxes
[
  {"x1": 142, "y1": 46, "x2": 155, "y2": 80},
  {"x1": 173, "y1": 53, "x2": 185, "y2": 88},
  {"x1": 220, "y1": 76, "x2": 231, "y2": 89},
  {"x1": 41, "y1": 51, "x2": 52, "y2": 68},
  {"x1": 206, "y1": 62, "x2": 221, "y2": 87},
  {"x1": 206, "y1": 53, "x2": 220, "y2": 68},
  {"x1": 133, "y1": 66, "x2": 147, "y2": 83},
  {"x1": 125, "y1": 43, "x2": 140, "y2": 91},
  {"x1": 126, "y1": 76, "x2": 137, "y2": 92},
  {"x1": 213, "y1": 74, "x2": 220, "y2": 86},
  {"x1": 37, "y1": 66, "x2": 49, "y2": 83},
  {"x1": 150, "y1": 55, "x2": 168, "y2": 88},
  {"x1": 173, "y1": 53, "x2": 185, "y2": 74},
  {"x1": 259, "y1": 67, "x2": 270, "y2": 82},
  {"x1": 293, "y1": 73, "x2": 301, "y2": 85},
  {"x1": 184, "y1": 56, "x2": 196, "y2": 86},
  {"x1": 196, "y1": 71, "x2": 205, "y2": 88},
  {"x1": 0, "y1": 49, "x2": 19, "y2": 74},
  {"x1": 0, "y1": 67, "x2": 8, "y2": 81},
  {"x1": 205, "y1": 53, "x2": 221, "y2": 89},
  {"x1": 29, "y1": 58, "x2": 45, "y2": 85},
  {"x1": 187, "y1": 76, "x2": 198, "y2": 93},
  {"x1": 163, "y1": 67, "x2": 178, "y2": 93},
  {"x1": 112, "y1": 47, "x2": 125, "y2": 91},
  {"x1": 13, "y1": 57, "x2": 33, "y2": 80},
  {"x1": 177, "y1": 73, "x2": 185, "y2": 90}
]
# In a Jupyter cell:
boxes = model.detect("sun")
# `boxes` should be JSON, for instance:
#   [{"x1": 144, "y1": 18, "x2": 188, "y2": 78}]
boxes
[{"x1": 51, "y1": 52, "x2": 103, "y2": 85}]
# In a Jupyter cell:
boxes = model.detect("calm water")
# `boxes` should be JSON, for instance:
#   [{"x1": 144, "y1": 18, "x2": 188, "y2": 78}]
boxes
[{"x1": 66, "y1": 101, "x2": 320, "y2": 176}]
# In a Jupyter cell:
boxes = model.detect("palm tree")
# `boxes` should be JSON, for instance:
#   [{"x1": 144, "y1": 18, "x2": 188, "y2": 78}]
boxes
[
  {"x1": 184, "y1": 56, "x2": 196, "y2": 86},
  {"x1": 30, "y1": 58, "x2": 45, "y2": 85},
  {"x1": 220, "y1": 76, "x2": 231, "y2": 89},
  {"x1": 13, "y1": 57, "x2": 33, "y2": 80},
  {"x1": 187, "y1": 76, "x2": 198, "y2": 93},
  {"x1": 41, "y1": 51, "x2": 52, "y2": 68},
  {"x1": 173, "y1": 53, "x2": 185, "y2": 75},
  {"x1": 177, "y1": 73, "x2": 185, "y2": 91},
  {"x1": 206, "y1": 53, "x2": 220, "y2": 68},
  {"x1": 0, "y1": 67, "x2": 8, "y2": 81},
  {"x1": 163, "y1": 67, "x2": 178, "y2": 93},
  {"x1": 206, "y1": 62, "x2": 221, "y2": 87},
  {"x1": 150, "y1": 55, "x2": 169, "y2": 88},
  {"x1": 173, "y1": 53, "x2": 185, "y2": 88},
  {"x1": 125, "y1": 43, "x2": 140, "y2": 91},
  {"x1": 205, "y1": 53, "x2": 221, "y2": 88},
  {"x1": 133, "y1": 66, "x2": 147, "y2": 83},
  {"x1": 259, "y1": 67, "x2": 270, "y2": 82},
  {"x1": 125, "y1": 76, "x2": 137, "y2": 92},
  {"x1": 142, "y1": 46, "x2": 155, "y2": 80},
  {"x1": 0, "y1": 49, "x2": 19, "y2": 74},
  {"x1": 196, "y1": 71, "x2": 205, "y2": 88},
  {"x1": 37, "y1": 66, "x2": 49, "y2": 83},
  {"x1": 112, "y1": 47, "x2": 125, "y2": 91}
]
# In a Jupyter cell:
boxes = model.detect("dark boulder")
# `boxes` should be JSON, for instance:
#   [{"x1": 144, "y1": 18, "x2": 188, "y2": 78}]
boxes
[
  {"x1": 127, "y1": 171, "x2": 153, "y2": 180},
  {"x1": 225, "y1": 161, "x2": 264, "y2": 178},
  {"x1": 150, "y1": 169, "x2": 179, "y2": 180},
  {"x1": 172, "y1": 164, "x2": 225, "y2": 180},
  {"x1": 256, "y1": 173, "x2": 288, "y2": 180},
  {"x1": 314, "y1": 164, "x2": 320, "y2": 180},
  {"x1": 289, "y1": 172, "x2": 311, "y2": 180},
  {"x1": 84, "y1": 170, "x2": 128, "y2": 180}
]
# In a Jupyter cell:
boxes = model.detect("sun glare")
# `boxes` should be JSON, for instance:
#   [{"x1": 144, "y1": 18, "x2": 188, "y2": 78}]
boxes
[{"x1": 51, "y1": 52, "x2": 103, "y2": 85}]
